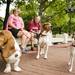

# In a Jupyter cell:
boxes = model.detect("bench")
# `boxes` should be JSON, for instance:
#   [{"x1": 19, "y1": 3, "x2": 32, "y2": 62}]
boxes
[{"x1": 16, "y1": 33, "x2": 73, "y2": 48}]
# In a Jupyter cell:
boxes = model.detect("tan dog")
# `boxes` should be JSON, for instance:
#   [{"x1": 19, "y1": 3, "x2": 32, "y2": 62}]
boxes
[
  {"x1": 0, "y1": 30, "x2": 22, "y2": 73},
  {"x1": 36, "y1": 23, "x2": 53, "y2": 59}
]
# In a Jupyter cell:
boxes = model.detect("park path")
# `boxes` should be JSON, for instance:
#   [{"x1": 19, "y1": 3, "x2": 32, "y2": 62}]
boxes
[{"x1": 0, "y1": 46, "x2": 75, "y2": 75}]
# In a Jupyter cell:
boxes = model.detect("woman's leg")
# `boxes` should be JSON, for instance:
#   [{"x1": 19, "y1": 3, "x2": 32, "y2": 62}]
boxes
[
  {"x1": 21, "y1": 34, "x2": 27, "y2": 50},
  {"x1": 17, "y1": 31, "x2": 26, "y2": 51},
  {"x1": 22, "y1": 30, "x2": 36, "y2": 50},
  {"x1": 17, "y1": 30, "x2": 31, "y2": 51}
]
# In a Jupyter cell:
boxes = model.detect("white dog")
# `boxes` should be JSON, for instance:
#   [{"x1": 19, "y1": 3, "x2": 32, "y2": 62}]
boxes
[
  {"x1": 0, "y1": 30, "x2": 22, "y2": 73},
  {"x1": 36, "y1": 23, "x2": 53, "y2": 59},
  {"x1": 67, "y1": 32, "x2": 75, "y2": 72},
  {"x1": 68, "y1": 39, "x2": 75, "y2": 72}
]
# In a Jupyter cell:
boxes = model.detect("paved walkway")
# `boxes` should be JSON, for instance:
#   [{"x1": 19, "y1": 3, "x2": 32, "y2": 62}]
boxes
[{"x1": 0, "y1": 46, "x2": 75, "y2": 75}]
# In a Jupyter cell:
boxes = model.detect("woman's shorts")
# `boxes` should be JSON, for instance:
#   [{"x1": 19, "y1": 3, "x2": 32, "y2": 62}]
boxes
[{"x1": 9, "y1": 28, "x2": 20, "y2": 38}]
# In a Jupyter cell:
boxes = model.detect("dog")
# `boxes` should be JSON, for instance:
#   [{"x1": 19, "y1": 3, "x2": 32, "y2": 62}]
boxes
[
  {"x1": 0, "y1": 30, "x2": 22, "y2": 73},
  {"x1": 68, "y1": 32, "x2": 75, "y2": 72},
  {"x1": 36, "y1": 23, "x2": 53, "y2": 59},
  {"x1": 68, "y1": 45, "x2": 75, "y2": 72}
]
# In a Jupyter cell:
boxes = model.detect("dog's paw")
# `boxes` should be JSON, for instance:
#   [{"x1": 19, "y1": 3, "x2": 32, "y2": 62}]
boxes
[
  {"x1": 36, "y1": 55, "x2": 40, "y2": 59},
  {"x1": 44, "y1": 56, "x2": 47, "y2": 59},
  {"x1": 14, "y1": 66, "x2": 22, "y2": 72},
  {"x1": 4, "y1": 67, "x2": 11, "y2": 73},
  {"x1": 69, "y1": 68, "x2": 72, "y2": 72}
]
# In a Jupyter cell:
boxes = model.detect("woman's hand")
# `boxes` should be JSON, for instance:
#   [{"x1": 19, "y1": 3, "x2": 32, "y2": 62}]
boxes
[{"x1": 20, "y1": 28, "x2": 24, "y2": 31}]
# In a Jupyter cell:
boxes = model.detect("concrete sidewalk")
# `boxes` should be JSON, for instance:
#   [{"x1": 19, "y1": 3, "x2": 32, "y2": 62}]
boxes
[{"x1": 0, "y1": 46, "x2": 75, "y2": 75}]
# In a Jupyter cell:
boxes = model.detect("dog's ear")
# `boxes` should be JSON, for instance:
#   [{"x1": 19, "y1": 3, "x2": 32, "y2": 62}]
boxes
[
  {"x1": 2, "y1": 38, "x2": 15, "y2": 56},
  {"x1": 1, "y1": 37, "x2": 15, "y2": 62},
  {"x1": 0, "y1": 32, "x2": 4, "y2": 47},
  {"x1": 2, "y1": 46, "x2": 15, "y2": 63}
]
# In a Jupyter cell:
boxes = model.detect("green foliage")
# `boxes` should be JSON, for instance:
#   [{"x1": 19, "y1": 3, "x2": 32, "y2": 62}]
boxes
[
  {"x1": 0, "y1": 0, "x2": 75, "y2": 34},
  {"x1": 0, "y1": 20, "x2": 3, "y2": 30},
  {"x1": 15, "y1": 0, "x2": 75, "y2": 34}
]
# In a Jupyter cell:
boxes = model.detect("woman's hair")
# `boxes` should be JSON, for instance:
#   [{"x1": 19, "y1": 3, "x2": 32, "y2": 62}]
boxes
[
  {"x1": 10, "y1": 8, "x2": 21, "y2": 15},
  {"x1": 13, "y1": 8, "x2": 20, "y2": 13},
  {"x1": 34, "y1": 16, "x2": 41, "y2": 22}
]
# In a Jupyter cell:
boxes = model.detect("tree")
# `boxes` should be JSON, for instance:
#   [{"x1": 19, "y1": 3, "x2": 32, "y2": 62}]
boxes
[
  {"x1": 3, "y1": 0, "x2": 11, "y2": 29},
  {"x1": 0, "y1": 0, "x2": 75, "y2": 34},
  {"x1": 16, "y1": 0, "x2": 54, "y2": 16},
  {"x1": 0, "y1": 0, "x2": 13, "y2": 29},
  {"x1": 15, "y1": 0, "x2": 69, "y2": 33}
]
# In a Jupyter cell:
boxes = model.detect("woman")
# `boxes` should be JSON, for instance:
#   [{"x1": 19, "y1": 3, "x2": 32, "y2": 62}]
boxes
[
  {"x1": 7, "y1": 8, "x2": 31, "y2": 53},
  {"x1": 28, "y1": 16, "x2": 42, "y2": 50},
  {"x1": 28, "y1": 16, "x2": 42, "y2": 33}
]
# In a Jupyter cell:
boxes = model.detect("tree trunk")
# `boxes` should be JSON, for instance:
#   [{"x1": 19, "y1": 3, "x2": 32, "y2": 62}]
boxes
[
  {"x1": 3, "y1": 0, "x2": 11, "y2": 30},
  {"x1": 38, "y1": 0, "x2": 43, "y2": 16}
]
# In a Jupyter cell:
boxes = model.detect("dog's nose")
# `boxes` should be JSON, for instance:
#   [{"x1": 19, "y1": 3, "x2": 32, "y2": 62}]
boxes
[{"x1": 15, "y1": 54, "x2": 18, "y2": 57}]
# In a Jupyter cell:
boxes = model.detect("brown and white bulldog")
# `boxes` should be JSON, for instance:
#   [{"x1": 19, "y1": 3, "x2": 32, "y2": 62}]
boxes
[{"x1": 0, "y1": 30, "x2": 22, "y2": 73}]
